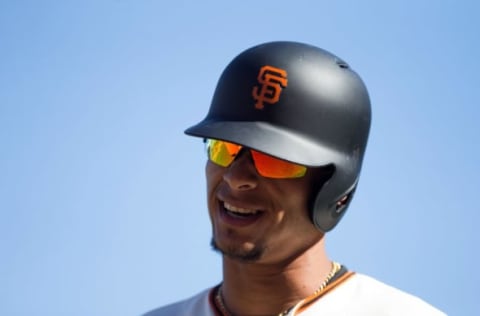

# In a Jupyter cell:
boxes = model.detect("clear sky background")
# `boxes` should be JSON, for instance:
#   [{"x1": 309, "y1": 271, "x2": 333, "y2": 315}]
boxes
[{"x1": 1, "y1": 1, "x2": 478, "y2": 315}]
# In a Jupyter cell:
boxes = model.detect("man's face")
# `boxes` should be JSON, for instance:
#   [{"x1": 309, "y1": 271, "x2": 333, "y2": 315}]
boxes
[{"x1": 206, "y1": 149, "x2": 327, "y2": 264}]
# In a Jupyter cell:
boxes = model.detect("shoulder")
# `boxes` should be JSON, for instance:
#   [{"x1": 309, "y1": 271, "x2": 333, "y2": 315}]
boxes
[
  {"x1": 141, "y1": 288, "x2": 214, "y2": 316},
  {"x1": 348, "y1": 274, "x2": 445, "y2": 314},
  {"x1": 302, "y1": 273, "x2": 446, "y2": 316}
]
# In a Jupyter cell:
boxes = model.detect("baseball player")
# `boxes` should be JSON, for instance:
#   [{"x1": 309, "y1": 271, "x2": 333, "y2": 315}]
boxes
[{"x1": 143, "y1": 41, "x2": 446, "y2": 315}]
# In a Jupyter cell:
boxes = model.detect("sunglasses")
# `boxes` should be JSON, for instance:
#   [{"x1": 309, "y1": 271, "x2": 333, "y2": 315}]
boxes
[{"x1": 205, "y1": 139, "x2": 307, "y2": 179}]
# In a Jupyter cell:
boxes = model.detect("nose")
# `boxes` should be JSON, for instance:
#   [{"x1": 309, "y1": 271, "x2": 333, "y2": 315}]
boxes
[{"x1": 222, "y1": 150, "x2": 258, "y2": 191}]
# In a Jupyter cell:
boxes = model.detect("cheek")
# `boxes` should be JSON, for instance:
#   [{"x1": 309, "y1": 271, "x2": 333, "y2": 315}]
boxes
[
  {"x1": 276, "y1": 181, "x2": 311, "y2": 209},
  {"x1": 205, "y1": 161, "x2": 225, "y2": 207},
  {"x1": 271, "y1": 180, "x2": 314, "y2": 223},
  {"x1": 206, "y1": 161, "x2": 223, "y2": 190}
]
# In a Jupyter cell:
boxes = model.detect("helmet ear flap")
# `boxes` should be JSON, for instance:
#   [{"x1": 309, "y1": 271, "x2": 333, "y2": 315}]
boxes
[{"x1": 312, "y1": 172, "x2": 358, "y2": 232}]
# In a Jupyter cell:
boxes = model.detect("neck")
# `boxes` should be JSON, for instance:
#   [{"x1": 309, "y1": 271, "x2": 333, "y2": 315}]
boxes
[{"x1": 219, "y1": 239, "x2": 332, "y2": 316}]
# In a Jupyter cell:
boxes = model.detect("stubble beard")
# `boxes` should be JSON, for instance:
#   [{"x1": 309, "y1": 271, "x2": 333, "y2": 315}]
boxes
[{"x1": 210, "y1": 237, "x2": 264, "y2": 262}]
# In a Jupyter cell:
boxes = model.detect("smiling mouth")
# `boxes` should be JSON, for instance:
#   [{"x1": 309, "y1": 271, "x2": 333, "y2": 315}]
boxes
[{"x1": 223, "y1": 202, "x2": 262, "y2": 218}]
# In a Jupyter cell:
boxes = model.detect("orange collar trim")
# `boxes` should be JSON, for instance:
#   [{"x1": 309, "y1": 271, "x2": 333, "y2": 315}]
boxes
[{"x1": 208, "y1": 270, "x2": 356, "y2": 316}]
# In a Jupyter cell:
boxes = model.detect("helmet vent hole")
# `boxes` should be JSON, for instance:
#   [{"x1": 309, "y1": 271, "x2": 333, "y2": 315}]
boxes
[
  {"x1": 336, "y1": 59, "x2": 350, "y2": 69},
  {"x1": 335, "y1": 194, "x2": 350, "y2": 213}
]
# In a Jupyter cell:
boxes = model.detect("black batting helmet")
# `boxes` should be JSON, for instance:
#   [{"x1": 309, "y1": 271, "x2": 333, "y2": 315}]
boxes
[{"x1": 185, "y1": 41, "x2": 371, "y2": 232}]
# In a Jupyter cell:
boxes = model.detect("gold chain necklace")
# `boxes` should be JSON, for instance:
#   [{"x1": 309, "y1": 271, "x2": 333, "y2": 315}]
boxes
[{"x1": 214, "y1": 261, "x2": 341, "y2": 316}]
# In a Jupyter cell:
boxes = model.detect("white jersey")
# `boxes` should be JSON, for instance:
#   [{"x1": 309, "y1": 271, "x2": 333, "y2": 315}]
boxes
[{"x1": 143, "y1": 273, "x2": 445, "y2": 316}]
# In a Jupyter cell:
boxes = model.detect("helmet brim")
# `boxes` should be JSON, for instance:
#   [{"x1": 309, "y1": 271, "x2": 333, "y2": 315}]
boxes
[{"x1": 185, "y1": 120, "x2": 343, "y2": 167}]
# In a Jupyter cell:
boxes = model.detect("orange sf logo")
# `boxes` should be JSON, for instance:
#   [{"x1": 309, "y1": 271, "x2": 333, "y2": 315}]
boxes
[{"x1": 252, "y1": 65, "x2": 288, "y2": 109}]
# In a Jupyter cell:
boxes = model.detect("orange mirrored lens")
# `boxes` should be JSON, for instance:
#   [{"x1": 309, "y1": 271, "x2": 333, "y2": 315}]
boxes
[
  {"x1": 206, "y1": 139, "x2": 307, "y2": 178},
  {"x1": 207, "y1": 139, "x2": 242, "y2": 167},
  {"x1": 251, "y1": 150, "x2": 307, "y2": 178}
]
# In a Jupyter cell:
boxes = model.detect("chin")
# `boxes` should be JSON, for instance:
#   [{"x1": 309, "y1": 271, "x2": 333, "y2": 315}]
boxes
[{"x1": 210, "y1": 237, "x2": 263, "y2": 262}]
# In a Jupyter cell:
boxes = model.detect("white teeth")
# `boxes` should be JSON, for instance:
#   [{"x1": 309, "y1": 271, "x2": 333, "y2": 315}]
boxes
[{"x1": 224, "y1": 202, "x2": 258, "y2": 214}]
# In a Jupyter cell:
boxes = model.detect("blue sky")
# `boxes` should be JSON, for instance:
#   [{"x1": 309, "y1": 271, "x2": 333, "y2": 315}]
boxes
[{"x1": 1, "y1": 1, "x2": 478, "y2": 315}]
